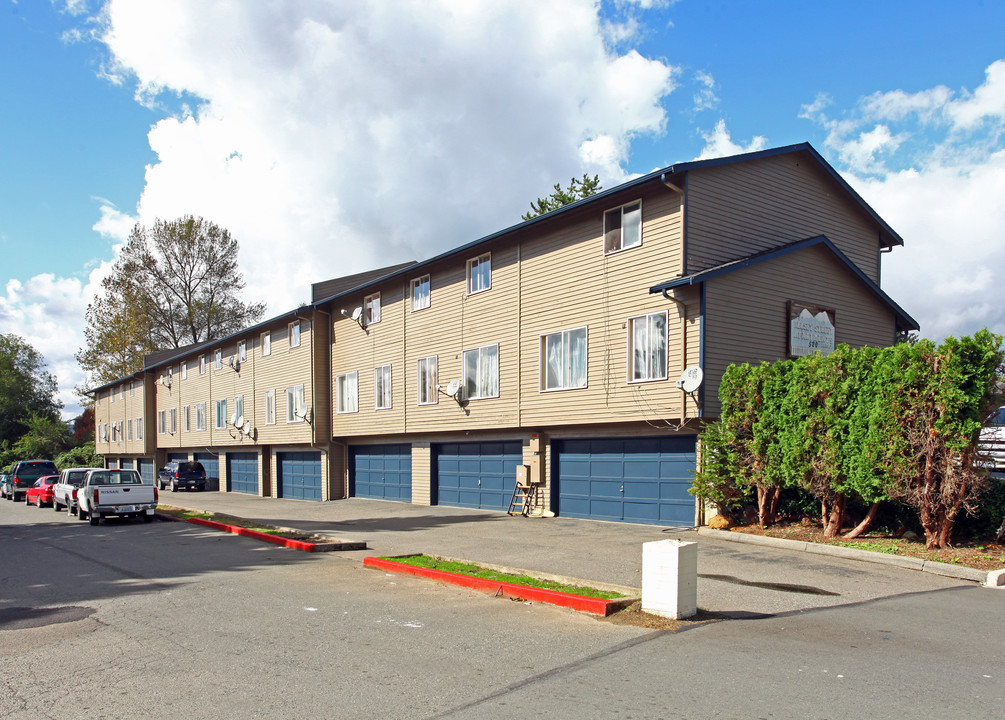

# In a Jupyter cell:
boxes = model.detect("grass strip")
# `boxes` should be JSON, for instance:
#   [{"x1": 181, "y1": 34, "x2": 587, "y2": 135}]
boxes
[
  {"x1": 157, "y1": 506, "x2": 317, "y2": 540},
  {"x1": 380, "y1": 554, "x2": 625, "y2": 599}
]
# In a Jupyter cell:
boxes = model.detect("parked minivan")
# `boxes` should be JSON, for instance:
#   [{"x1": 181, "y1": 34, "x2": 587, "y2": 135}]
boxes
[{"x1": 6, "y1": 460, "x2": 59, "y2": 502}]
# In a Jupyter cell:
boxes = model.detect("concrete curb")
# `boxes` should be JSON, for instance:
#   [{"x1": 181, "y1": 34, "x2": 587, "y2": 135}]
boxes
[
  {"x1": 364, "y1": 556, "x2": 638, "y2": 616},
  {"x1": 156, "y1": 509, "x2": 367, "y2": 552},
  {"x1": 698, "y1": 527, "x2": 1002, "y2": 587}
]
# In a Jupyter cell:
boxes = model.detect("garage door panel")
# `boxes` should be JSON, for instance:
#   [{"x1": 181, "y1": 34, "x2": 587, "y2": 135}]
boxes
[
  {"x1": 435, "y1": 441, "x2": 521, "y2": 511},
  {"x1": 556, "y1": 437, "x2": 696, "y2": 526},
  {"x1": 228, "y1": 453, "x2": 258, "y2": 495},
  {"x1": 351, "y1": 444, "x2": 411, "y2": 502},
  {"x1": 278, "y1": 452, "x2": 322, "y2": 501}
]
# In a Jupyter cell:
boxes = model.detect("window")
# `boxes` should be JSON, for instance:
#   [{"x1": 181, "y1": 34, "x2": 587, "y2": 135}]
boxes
[
  {"x1": 604, "y1": 200, "x2": 642, "y2": 254},
  {"x1": 167, "y1": 367, "x2": 174, "y2": 385},
  {"x1": 195, "y1": 403, "x2": 206, "y2": 431},
  {"x1": 264, "y1": 389, "x2": 276, "y2": 425},
  {"x1": 169, "y1": 408, "x2": 177, "y2": 434},
  {"x1": 417, "y1": 356, "x2": 438, "y2": 405},
  {"x1": 286, "y1": 385, "x2": 306, "y2": 422},
  {"x1": 183, "y1": 406, "x2": 191, "y2": 432},
  {"x1": 463, "y1": 344, "x2": 499, "y2": 399},
  {"x1": 374, "y1": 364, "x2": 392, "y2": 410},
  {"x1": 215, "y1": 399, "x2": 227, "y2": 429},
  {"x1": 130, "y1": 382, "x2": 135, "y2": 398},
  {"x1": 336, "y1": 372, "x2": 358, "y2": 414},
  {"x1": 120, "y1": 386, "x2": 124, "y2": 399},
  {"x1": 238, "y1": 340, "x2": 247, "y2": 363},
  {"x1": 234, "y1": 395, "x2": 245, "y2": 423},
  {"x1": 541, "y1": 327, "x2": 588, "y2": 391},
  {"x1": 110, "y1": 388, "x2": 114, "y2": 403},
  {"x1": 111, "y1": 423, "x2": 117, "y2": 442},
  {"x1": 199, "y1": 355, "x2": 206, "y2": 375},
  {"x1": 136, "y1": 417, "x2": 143, "y2": 440},
  {"x1": 628, "y1": 311, "x2": 668, "y2": 382},
  {"x1": 289, "y1": 321, "x2": 301, "y2": 348},
  {"x1": 181, "y1": 362, "x2": 187, "y2": 380},
  {"x1": 364, "y1": 293, "x2": 381, "y2": 325},
  {"x1": 214, "y1": 349, "x2": 222, "y2": 370},
  {"x1": 466, "y1": 253, "x2": 491, "y2": 294},
  {"x1": 411, "y1": 275, "x2": 430, "y2": 311},
  {"x1": 127, "y1": 418, "x2": 133, "y2": 441},
  {"x1": 262, "y1": 331, "x2": 271, "y2": 356},
  {"x1": 157, "y1": 411, "x2": 166, "y2": 435}
]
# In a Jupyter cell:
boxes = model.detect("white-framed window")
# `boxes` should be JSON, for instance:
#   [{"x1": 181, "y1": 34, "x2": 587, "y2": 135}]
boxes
[
  {"x1": 127, "y1": 418, "x2": 133, "y2": 441},
  {"x1": 364, "y1": 293, "x2": 381, "y2": 325},
  {"x1": 286, "y1": 385, "x2": 306, "y2": 422},
  {"x1": 604, "y1": 200, "x2": 642, "y2": 254},
  {"x1": 215, "y1": 399, "x2": 227, "y2": 429},
  {"x1": 417, "y1": 356, "x2": 437, "y2": 405},
  {"x1": 214, "y1": 348, "x2": 223, "y2": 370},
  {"x1": 199, "y1": 355, "x2": 206, "y2": 375},
  {"x1": 628, "y1": 311, "x2": 668, "y2": 382},
  {"x1": 157, "y1": 410, "x2": 166, "y2": 435},
  {"x1": 374, "y1": 364, "x2": 392, "y2": 410},
  {"x1": 169, "y1": 408, "x2": 177, "y2": 434},
  {"x1": 103, "y1": 423, "x2": 109, "y2": 443},
  {"x1": 289, "y1": 321, "x2": 301, "y2": 348},
  {"x1": 262, "y1": 331, "x2": 271, "y2": 356},
  {"x1": 411, "y1": 275, "x2": 430, "y2": 311},
  {"x1": 336, "y1": 372, "x2": 358, "y2": 414},
  {"x1": 238, "y1": 340, "x2": 247, "y2": 363},
  {"x1": 120, "y1": 386, "x2": 124, "y2": 399},
  {"x1": 195, "y1": 403, "x2": 206, "y2": 431},
  {"x1": 181, "y1": 362, "x2": 187, "y2": 380},
  {"x1": 129, "y1": 382, "x2": 135, "y2": 398},
  {"x1": 167, "y1": 367, "x2": 174, "y2": 385},
  {"x1": 234, "y1": 395, "x2": 245, "y2": 423},
  {"x1": 541, "y1": 327, "x2": 588, "y2": 391},
  {"x1": 183, "y1": 406, "x2": 191, "y2": 432},
  {"x1": 136, "y1": 417, "x2": 143, "y2": 440},
  {"x1": 466, "y1": 253, "x2": 491, "y2": 294},
  {"x1": 264, "y1": 389, "x2": 276, "y2": 425},
  {"x1": 111, "y1": 423, "x2": 117, "y2": 442},
  {"x1": 110, "y1": 388, "x2": 114, "y2": 403},
  {"x1": 462, "y1": 344, "x2": 499, "y2": 400}
]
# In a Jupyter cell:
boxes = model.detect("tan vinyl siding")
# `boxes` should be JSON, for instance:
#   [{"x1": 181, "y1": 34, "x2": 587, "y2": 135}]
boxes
[
  {"x1": 411, "y1": 442, "x2": 431, "y2": 505},
  {"x1": 686, "y1": 152, "x2": 882, "y2": 282},
  {"x1": 703, "y1": 243, "x2": 898, "y2": 416}
]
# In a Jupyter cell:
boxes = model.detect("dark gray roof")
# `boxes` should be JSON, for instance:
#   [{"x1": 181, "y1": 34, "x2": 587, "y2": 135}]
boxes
[
  {"x1": 311, "y1": 261, "x2": 417, "y2": 303},
  {"x1": 649, "y1": 235, "x2": 919, "y2": 332}
]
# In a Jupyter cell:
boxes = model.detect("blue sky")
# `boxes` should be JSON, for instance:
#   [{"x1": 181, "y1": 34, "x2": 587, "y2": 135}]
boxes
[{"x1": 2, "y1": 0, "x2": 1005, "y2": 417}]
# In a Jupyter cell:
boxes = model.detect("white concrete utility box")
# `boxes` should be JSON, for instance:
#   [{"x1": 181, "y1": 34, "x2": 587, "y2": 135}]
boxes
[{"x1": 641, "y1": 539, "x2": 697, "y2": 620}]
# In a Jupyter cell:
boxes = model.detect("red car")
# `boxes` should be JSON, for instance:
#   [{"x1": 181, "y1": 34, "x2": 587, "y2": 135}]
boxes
[{"x1": 25, "y1": 475, "x2": 58, "y2": 508}]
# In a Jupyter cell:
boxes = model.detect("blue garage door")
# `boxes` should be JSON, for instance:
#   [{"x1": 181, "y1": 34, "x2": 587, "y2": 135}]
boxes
[
  {"x1": 277, "y1": 452, "x2": 322, "y2": 501},
  {"x1": 119, "y1": 458, "x2": 134, "y2": 470},
  {"x1": 105, "y1": 458, "x2": 118, "y2": 469},
  {"x1": 167, "y1": 453, "x2": 188, "y2": 463},
  {"x1": 435, "y1": 441, "x2": 522, "y2": 511},
  {"x1": 555, "y1": 437, "x2": 697, "y2": 525},
  {"x1": 351, "y1": 445, "x2": 411, "y2": 501},
  {"x1": 194, "y1": 453, "x2": 219, "y2": 484},
  {"x1": 227, "y1": 453, "x2": 258, "y2": 495},
  {"x1": 138, "y1": 458, "x2": 155, "y2": 485}
]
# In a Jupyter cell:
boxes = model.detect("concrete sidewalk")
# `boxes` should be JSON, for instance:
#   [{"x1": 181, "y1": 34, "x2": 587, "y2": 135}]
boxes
[{"x1": 160, "y1": 491, "x2": 973, "y2": 616}]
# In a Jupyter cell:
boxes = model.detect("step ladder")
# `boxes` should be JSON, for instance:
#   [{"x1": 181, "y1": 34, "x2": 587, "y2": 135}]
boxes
[{"x1": 507, "y1": 478, "x2": 539, "y2": 517}]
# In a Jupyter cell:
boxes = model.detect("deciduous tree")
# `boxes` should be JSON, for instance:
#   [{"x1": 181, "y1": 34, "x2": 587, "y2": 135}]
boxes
[{"x1": 0, "y1": 334, "x2": 61, "y2": 446}]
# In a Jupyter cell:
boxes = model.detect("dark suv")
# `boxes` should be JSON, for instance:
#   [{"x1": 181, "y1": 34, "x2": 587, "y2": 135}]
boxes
[
  {"x1": 7, "y1": 460, "x2": 59, "y2": 502},
  {"x1": 158, "y1": 461, "x2": 207, "y2": 492}
]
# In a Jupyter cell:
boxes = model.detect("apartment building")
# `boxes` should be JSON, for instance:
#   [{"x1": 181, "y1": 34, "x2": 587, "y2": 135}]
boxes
[{"x1": 94, "y1": 143, "x2": 917, "y2": 526}]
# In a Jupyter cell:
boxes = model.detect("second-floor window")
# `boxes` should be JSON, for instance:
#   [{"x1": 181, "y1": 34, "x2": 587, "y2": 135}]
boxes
[
  {"x1": 417, "y1": 356, "x2": 437, "y2": 405},
  {"x1": 463, "y1": 344, "x2": 499, "y2": 399},
  {"x1": 238, "y1": 340, "x2": 247, "y2": 363},
  {"x1": 264, "y1": 390, "x2": 276, "y2": 425},
  {"x1": 196, "y1": 403, "x2": 206, "y2": 431},
  {"x1": 214, "y1": 349, "x2": 223, "y2": 370},
  {"x1": 184, "y1": 406, "x2": 191, "y2": 432},
  {"x1": 157, "y1": 411, "x2": 166, "y2": 435},
  {"x1": 235, "y1": 395, "x2": 245, "y2": 423},
  {"x1": 542, "y1": 327, "x2": 588, "y2": 391},
  {"x1": 604, "y1": 200, "x2": 642, "y2": 254},
  {"x1": 628, "y1": 311, "x2": 668, "y2": 382},
  {"x1": 127, "y1": 418, "x2": 133, "y2": 441},
  {"x1": 467, "y1": 253, "x2": 491, "y2": 294},
  {"x1": 336, "y1": 372, "x2": 358, "y2": 414},
  {"x1": 200, "y1": 355, "x2": 206, "y2": 375},
  {"x1": 289, "y1": 321, "x2": 301, "y2": 348},
  {"x1": 169, "y1": 408, "x2": 177, "y2": 434},
  {"x1": 286, "y1": 385, "x2": 306, "y2": 422},
  {"x1": 374, "y1": 364, "x2": 392, "y2": 410},
  {"x1": 262, "y1": 331, "x2": 272, "y2": 356},
  {"x1": 136, "y1": 417, "x2": 143, "y2": 440},
  {"x1": 181, "y1": 362, "x2": 187, "y2": 380},
  {"x1": 364, "y1": 293, "x2": 381, "y2": 325},
  {"x1": 215, "y1": 399, "x2": 227, "y2": 429},
  {"x1": 411, "y1": 275, "x2": 430, "y2": 311}
]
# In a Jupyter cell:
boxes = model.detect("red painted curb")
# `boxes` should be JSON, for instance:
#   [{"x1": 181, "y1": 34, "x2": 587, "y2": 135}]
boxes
[
  {"x1": 363, "y1": 557, "x2": 621, "y2": 615},
  {"x1": 187, "y1": 517, "x2": 318, "y2": 552}
]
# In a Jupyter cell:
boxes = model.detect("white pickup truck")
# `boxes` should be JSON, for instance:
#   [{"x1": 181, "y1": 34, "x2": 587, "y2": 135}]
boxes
[
  {"x1": 52, "y1": 467, "x2": 92, "y2": 515},
  {"x1": 76, "y1": 468, "x2": 158, "y2": 526}
]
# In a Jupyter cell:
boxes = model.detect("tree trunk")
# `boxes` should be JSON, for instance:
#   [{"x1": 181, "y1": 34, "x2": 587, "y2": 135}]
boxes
[
  {"x1": 842, "y1": 502, "x2": 881, "y2": 539},
  {"x1": 822, "y1": 494, "x2": 846, "y2": 537},
  {"x1": 757, "y1": 485, "x2": 782, "y2": 526}
]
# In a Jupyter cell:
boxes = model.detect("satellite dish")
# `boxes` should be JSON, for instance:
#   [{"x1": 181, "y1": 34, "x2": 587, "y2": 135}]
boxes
[
  {"x1": 230, "y1": 412, "x2": 238, "y2": 426},
  {"x1": 678, "y1": 366, "x2": 704, "y2": 393},
  {"x1": 243, "y1": 421, "x2": 252, "y2": 435},
  {"x1": 445, "y1": 379, "x2": 461, "y2": 397},
  {"x1": 164, "y1": 375, "x2": 172, "y2": 388},
  {"x1": 234, "y1": 360, "x2": 241, "y2": 372},
  {"x1": 228, "y1": 357, "x2": 234, "y2": 367},
  {"x1": 351, "y1": 307, "x2": 363, "y2": 322},
  {"x1": 236, "y1": 415, "x2": 245, "y2": 428}
]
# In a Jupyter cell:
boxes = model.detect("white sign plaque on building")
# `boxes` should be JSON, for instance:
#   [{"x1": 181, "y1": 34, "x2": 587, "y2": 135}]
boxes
[{"x1": 788, "y1": 301, "x2": 836, "y2": 358}]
